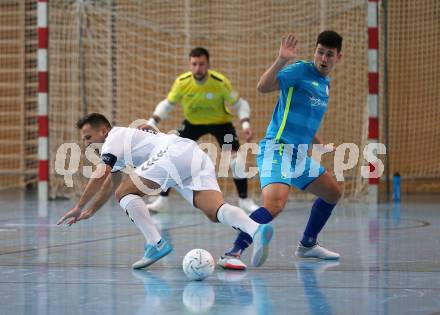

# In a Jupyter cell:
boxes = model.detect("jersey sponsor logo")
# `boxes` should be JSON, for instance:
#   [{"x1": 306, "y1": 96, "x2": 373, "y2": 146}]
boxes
[
  {"x1": 229, "y1": 90, "x2": 238, "y2": 100},
  {"x1": 141, "y1": 128, "x2": 158, "y2": 135},
  {"x1": 206, "y1": 92, "x2": 214, "y2": 100},
  {"x1": 309, "y1": 95, "x2": 327, "y2": 108}
]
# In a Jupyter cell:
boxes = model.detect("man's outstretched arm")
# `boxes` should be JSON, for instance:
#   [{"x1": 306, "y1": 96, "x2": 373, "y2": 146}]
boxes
[
  {"x1": 257, "y1": 34, "x2": 298, "y2": 93},
  {"x1": 78, "y1": 172, "x2": 123, "y2": 221},
  {"x1": 57, "y1": 163, "x2": 112, "y2": 225}
]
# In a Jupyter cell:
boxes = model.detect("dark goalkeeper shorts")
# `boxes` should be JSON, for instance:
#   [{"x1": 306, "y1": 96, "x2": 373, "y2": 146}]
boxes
[{"x1": 177, "y1": 120, "x2": 240, "y2": 151}]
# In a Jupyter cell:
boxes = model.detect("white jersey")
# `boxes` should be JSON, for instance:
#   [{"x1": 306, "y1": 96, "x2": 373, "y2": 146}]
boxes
[
  {"x1": 101, "y1": 126, "x2": 220, "y2": 205},
  {"x1": 101, "y1": 127, "x2": 179, "y2": 172}
]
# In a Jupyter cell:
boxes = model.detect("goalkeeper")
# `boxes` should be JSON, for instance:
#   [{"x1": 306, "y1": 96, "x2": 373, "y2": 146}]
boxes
[{"x1": 142, "y1": 47, "x2": 258, "y2": 213}]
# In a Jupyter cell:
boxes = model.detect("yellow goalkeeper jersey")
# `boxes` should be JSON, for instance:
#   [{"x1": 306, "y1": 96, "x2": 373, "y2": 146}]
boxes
[{"x1": 167, "y1": 70, "x2": 240, "y2": 125}]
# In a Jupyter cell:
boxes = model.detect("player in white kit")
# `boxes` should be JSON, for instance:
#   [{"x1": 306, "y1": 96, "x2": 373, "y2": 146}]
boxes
[{"x1": 57, "y1": 113, "x2": 273, "y2": 269}]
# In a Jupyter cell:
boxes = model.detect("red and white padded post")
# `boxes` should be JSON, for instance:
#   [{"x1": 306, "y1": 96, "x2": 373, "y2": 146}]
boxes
[
  {"x1": 367, "y1": 0, "x2": 379, "y2": 202},
  {"x1": 38, "y1": 0, "x2": 49, "y2": 202}
]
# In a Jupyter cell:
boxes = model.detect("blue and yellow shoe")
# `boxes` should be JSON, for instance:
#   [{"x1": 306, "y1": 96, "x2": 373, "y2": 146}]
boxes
[
  {"x1": 250, "y1": 225, "x2": 274, "y2": 267},
  {"x1": 132, "y1": 239, "x2": 173, "y2": 269}
]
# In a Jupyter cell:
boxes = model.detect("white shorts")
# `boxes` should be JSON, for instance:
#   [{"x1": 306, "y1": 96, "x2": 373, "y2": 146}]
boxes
[{"x1": 135, "y1": 138, "x2": 220, "y2": 206}]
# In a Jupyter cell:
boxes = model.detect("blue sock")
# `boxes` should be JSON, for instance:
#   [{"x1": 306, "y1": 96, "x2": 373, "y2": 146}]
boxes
[
  {"x1": 301, "y1": 198, "x2": 336, "y2": 247},
  {"x1": 227, "y1": 207, "x2": 273, "y2": 255}
]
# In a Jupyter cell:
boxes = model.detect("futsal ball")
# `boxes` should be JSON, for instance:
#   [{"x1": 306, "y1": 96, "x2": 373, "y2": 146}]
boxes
[{"x1": 182, "y1": 249, "x2": 215, "y2": 281}]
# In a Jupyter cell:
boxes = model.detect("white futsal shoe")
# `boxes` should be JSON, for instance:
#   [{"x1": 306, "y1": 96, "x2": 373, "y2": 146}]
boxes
[
  {"x1": 295, "y1": 243, "x2": 340, "y2": 260},
  {"x1": 239, "y1": 197, "x2": 259, "y2": 213},
  {"x1": 146, "y1": 195, "x2": 169, "y2": 213},
  {"x1": 217, "y1": 254, "x2": 247, "y2": 270}
]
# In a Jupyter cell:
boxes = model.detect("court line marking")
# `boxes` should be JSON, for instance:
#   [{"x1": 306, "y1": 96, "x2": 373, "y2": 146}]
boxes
[
  {"x1": 0, "y1": 222, "x2": 202, "y2": 256},
  {"x1": 4, "y1": 223, "x2": 58, "y2": 227}
]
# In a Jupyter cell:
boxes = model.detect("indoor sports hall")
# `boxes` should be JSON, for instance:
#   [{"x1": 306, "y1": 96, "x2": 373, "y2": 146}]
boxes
[{"x1": 1, "y1": 1, "x2": 439, "y2": 314}]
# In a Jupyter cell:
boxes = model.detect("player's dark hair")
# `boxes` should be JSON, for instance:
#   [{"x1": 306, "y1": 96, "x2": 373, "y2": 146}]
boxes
[
  {"x1": 316, "y1": 30, "x2": 343, "y2": 53},
  {"x1": 76, "y1": 113, "x2": 112, "y2": 130},
  {"x1": 189, "y1": 47, "x2": 210, "y2": 62}
]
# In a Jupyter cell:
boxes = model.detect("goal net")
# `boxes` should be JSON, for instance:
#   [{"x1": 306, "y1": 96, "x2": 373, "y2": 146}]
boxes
[
  {"x1": 47, "y1": 0, "x2": 370, "y2": 200},
  {"x1": 0, "y1": 1, "x2": 38, "y2": 190},
  {"x1": 379, "y1": 0, "x2": 440, "y2": 194},
  {"x1": 2, "y1": 1, "x2": 439, "y2": 201}
]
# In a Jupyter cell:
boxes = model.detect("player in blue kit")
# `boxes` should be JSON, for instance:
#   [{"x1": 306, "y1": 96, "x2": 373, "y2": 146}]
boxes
[{"x1": 218, "y1": 31, "x2": 343, "y2": 270}]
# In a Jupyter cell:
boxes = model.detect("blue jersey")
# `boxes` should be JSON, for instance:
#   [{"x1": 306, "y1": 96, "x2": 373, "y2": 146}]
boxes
[{"x1": 263, "y1": 60, "x2": 330, "y2": 146}]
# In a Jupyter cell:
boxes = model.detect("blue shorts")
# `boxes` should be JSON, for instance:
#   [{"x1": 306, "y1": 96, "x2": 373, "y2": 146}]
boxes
[{"x1": 256, "y1": 140, "x2": 325, "y2": 190}]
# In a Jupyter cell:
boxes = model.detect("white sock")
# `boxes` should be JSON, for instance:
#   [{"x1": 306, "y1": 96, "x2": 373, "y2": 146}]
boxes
[
  {"x1": 216, "y1": 203, "x2": 259, "y2": 236},
  {"x1": 119, "y1": 194, "x2": 162, "y2": 244}
]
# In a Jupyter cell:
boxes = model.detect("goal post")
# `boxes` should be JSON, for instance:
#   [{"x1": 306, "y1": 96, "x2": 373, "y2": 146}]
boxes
[{"x1": 38, "y1": 0, "x2": 49, "y2": 203}]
